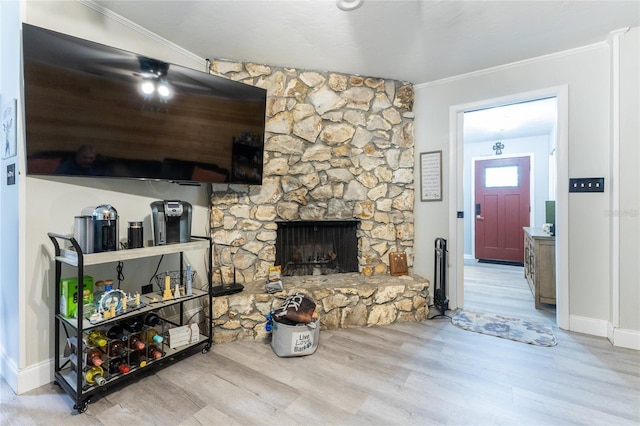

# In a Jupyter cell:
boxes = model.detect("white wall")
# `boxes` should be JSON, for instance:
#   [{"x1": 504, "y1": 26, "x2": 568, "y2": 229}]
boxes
[
  {"x1": 2, "y1": 0, "x2": 215, "y2": 394},
  {"x1": 0, "y1": 0, "x2": 23, "y2": 393},
  {"x1": 618, "y1": 27, "x2": 640, "y2": 334},
  {"x1": 414, "y1": 40, "x2": 631, "y2": 337}
]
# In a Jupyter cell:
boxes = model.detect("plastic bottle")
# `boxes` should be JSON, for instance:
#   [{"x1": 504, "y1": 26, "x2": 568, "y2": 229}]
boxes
[
  {"x1": 186, "y1": 264, "x2": 193, "y2": 296},
  {"x1": 85, "y1": 330, "x2": 108, "y2": 348},
  {"x1": 85, "y1": 366, "x2": 106, "y2": 386},
  {"x1": 142, "y1": 328, "x2": 164, "y2": 344}
]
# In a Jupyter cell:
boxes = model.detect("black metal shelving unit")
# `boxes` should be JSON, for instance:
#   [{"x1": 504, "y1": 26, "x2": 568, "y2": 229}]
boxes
[{"x1": 48, "y1": 233, "x2": 213, "y2": 413}]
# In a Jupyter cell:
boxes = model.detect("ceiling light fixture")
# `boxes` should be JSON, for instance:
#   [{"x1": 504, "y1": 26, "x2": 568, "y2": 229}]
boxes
[{"x1": 336, "y1": 0, "x2": 364, "y2": 12}]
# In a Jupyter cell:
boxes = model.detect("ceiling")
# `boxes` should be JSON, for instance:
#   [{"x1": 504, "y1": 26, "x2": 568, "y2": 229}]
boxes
[
  {"x1": 91, "y1": 0, "x2": 638, "y2": 85},
  {"x1": 464, "y1": 97, "x2": 558, "y2": 144},
  {"x1": 89, "y1": 0, "x2": 637, "y2": 142}
]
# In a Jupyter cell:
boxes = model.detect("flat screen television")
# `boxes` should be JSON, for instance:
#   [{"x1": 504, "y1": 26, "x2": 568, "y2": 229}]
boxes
[{"x1": 22, "y1": 23, "x2": 266, "y2": 185}]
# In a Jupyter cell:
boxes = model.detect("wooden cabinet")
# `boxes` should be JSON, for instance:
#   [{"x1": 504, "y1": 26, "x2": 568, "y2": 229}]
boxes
[{"x1": 523, "y1": 227, "x2": 556, "y2": 309}]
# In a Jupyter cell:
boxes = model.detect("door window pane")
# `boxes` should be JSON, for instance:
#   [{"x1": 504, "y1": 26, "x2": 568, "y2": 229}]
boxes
[{"x1": 485, "y1": 166, "x2": 518, "y2": 187}]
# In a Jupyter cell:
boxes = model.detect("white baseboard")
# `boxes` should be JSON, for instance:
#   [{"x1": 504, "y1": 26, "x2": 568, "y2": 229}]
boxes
[
  {"x1": 1, "y1": 350, "x2": 53, "y2": 395},
  {"x1": 0, "y1": 347, "x2": 19, "y2": 393},
  {"x1": 611, "y1": 327, "x2": 640, "y2": 350},
  {"x1": 571, "y1": 316, "x2": 639, "y2": 350},
  {"x1": 569, "y1": 315, "x2": 608, "y2": 337}
]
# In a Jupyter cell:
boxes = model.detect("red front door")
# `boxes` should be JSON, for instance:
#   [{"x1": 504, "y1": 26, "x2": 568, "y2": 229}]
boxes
[{"x1": 475, "y1": 156, "x2": 530, "y2": 263}]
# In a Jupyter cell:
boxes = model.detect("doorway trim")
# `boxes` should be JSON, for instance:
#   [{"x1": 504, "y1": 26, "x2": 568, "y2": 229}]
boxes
[
  {"x1": 470, "y1": 153, "x2": 534, "y2": 260},
  {"x1": 448, "y1": 86, "x2": 569, "y2": 330}
]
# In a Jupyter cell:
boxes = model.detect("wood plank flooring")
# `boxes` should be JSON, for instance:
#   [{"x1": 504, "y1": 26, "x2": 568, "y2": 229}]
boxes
[
  {"x1": 2, "y1": 264, "x2": 638, "y2": 425},
  {"x1": 462, "y1": 260, "x2": 556, "y2": 324}
]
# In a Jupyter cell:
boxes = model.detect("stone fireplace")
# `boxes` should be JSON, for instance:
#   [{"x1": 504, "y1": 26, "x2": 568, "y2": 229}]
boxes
[
  {"x1": 205, "y1": 60, "x2": 427, "y2": 344},
  {"x1": 207, "y1": 59, "x2": 415, "y2": 285},
  {"x1": 275, "y1": 220, "x2": 359, "y2": 276}
]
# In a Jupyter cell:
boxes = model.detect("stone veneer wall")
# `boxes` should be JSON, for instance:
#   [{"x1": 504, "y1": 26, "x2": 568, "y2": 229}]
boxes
[
  {"x1": 208, "y1": 60, "x2": 415, "y2": 284},
  {"x1": 212, "y1": 274, "x2": 429, "y2": 344}
]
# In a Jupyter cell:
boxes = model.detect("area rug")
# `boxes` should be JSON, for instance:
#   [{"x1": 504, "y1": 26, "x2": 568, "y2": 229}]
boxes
[{"x1": 451, "y1": 310, "x2": 557, "y2": 346}]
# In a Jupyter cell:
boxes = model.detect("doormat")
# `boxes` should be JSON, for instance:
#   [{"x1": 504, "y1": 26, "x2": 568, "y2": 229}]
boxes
[{"x1": 451, "y1": 310, "x2": 557, "y2": 346}]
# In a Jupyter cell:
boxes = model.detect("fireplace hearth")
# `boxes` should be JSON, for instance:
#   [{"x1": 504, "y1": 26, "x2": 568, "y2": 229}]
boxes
[{"x1": 276, "y1": 220, "x2": 359, "y2": 276}]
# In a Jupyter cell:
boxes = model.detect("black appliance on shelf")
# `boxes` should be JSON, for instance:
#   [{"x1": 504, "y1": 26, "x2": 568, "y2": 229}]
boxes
[
  {"x1": 150, "y1": 200, "x2": 192, "y2": 245},
  {"x1": 91, "y1": 204, "x2": 118, "y2": 253}
]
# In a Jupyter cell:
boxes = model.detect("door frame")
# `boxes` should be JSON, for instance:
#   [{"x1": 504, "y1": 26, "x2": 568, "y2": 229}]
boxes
[
  {"x1": 448, "y1": 86, "x2": 569, "y2": 330},
  {"x1": 470, "y1": 153, "x2": 534, "y2": 260}
]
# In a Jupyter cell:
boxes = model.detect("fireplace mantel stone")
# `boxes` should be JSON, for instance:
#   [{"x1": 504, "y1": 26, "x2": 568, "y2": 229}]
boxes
[{"x1": 212, "y1": 273, "x2": 429, "y2": 344}]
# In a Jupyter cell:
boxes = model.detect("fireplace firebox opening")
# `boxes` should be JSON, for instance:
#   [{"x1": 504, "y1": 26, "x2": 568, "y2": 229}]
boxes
[{"x1": 275, "y1": 220, "x2": 359, "y2": 276}]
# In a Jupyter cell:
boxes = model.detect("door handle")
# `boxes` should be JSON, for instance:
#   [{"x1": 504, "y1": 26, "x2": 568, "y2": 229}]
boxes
[{"x1": 476, "y1": 215, "x2": 484, "y2": 220}]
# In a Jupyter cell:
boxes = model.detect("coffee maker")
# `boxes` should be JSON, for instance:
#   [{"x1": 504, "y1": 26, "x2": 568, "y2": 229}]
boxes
[
  {"x1": 150, "y1": 200, "x2": 192, "y2": 245},
  {"x1": 91, "y1": 204, "x2": 118, "y2": 252}
]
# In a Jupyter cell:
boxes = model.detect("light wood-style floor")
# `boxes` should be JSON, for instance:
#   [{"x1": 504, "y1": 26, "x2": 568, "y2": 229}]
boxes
[{"x1": 2, "y1": 264, "x2": 639, "y2": 425}]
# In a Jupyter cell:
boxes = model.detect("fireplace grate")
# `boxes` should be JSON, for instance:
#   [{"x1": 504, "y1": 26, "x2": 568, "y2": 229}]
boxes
[{"x1": 275, "y1": 220, "x2": 359, "y2": 276}]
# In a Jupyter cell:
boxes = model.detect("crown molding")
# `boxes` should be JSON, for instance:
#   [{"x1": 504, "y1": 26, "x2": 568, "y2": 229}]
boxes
[
  {"x1": 416, "y1": 41, "x2": 607, "y2": 89},
  {"x1": 77, "y1": 0, "x2": 205, "y2": 66}
]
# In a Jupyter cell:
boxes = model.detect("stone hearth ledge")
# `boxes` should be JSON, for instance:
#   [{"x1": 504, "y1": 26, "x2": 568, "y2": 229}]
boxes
[{"x1": 211, "y1": 273, "x2": 429, "y2": 344}]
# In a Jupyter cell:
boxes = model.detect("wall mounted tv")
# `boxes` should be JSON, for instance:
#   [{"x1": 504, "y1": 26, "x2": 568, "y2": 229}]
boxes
[{"x1": 22, "y1": 24, "x2": 266, "y2": 185}]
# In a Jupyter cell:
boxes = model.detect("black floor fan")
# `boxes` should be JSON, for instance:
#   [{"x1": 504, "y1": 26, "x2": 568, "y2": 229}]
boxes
[{"x1": 432, "y1": 237, "x2": 450, "y2": 318}]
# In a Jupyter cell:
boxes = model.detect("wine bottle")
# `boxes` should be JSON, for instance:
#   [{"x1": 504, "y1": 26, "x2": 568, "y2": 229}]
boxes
[
  {"x1": 66, "y1": 336, "x2": 103, "y2": 369},
  {"x1": 122, "y1": 318, "x2": 144, "y2": 333},
  {"x1": 106, "y1": 325, "x2": 128, "y2": 342},
  {"x1": 85, "y1": 330, "x2": 108, "y2": 348},
  {"x1": 107, "y1": 340, "x2": 128, "y2": 358},
  {"x1": 86, "y1": 349, "x2": 104, "y2": 367},
  {"x1": 128, "y1": 349, "x2": 147, "y2": 368},
  {"x1": 142, "y1": 328, "x2": 164, "y2": 344},
  {"x1": 143, "y1": 312, "x2": 163, "y2": 327},
  {"x1": 147, "y1": 344, "x2": 163, "y2": 360},
  {"x1": 85, "y1": 366, "x2": 106, "y2": 386},
  {"x1": 108, "y1": 357, "x2": 131, "y2": 375},
  {"x1": 128, "y1": 334, "x2": 145, "y2": 351}
]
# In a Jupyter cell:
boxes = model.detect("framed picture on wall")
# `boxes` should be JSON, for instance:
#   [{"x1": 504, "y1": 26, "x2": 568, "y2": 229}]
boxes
[
  {"x1": 2, "y1": 98, "x2": 17, "y2": 159},
  {"x1": 420, "y1": 150, "x2": 442, "y2": 201}
]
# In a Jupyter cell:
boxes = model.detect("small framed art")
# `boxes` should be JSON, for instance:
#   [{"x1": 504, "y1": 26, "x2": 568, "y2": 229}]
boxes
[
  {"x1": 420, "y1": 150, "x2": 442, "y2": 202},
  {"x1": 2, "y1": 99, "x2": 17, "y2": 159}
]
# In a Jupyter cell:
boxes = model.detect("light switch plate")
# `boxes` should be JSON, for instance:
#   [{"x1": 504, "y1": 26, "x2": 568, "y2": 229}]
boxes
[
  {"x1": 7, "y1": 164, "x2": 15, "y2": 185},
  {"x1": 569, "y1": 177, "x2": 604, "y2": 193}
]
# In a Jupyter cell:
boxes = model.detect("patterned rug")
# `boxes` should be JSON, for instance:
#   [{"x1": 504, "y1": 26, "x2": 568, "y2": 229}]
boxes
[{"x1": 451, "y1": 310, "x2": 557, "y2": 346}]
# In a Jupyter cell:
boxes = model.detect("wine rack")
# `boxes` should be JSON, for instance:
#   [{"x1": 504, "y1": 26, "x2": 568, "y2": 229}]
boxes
[{"x1": 48, "y1": 233, "x2": 213, "y2": 413}]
